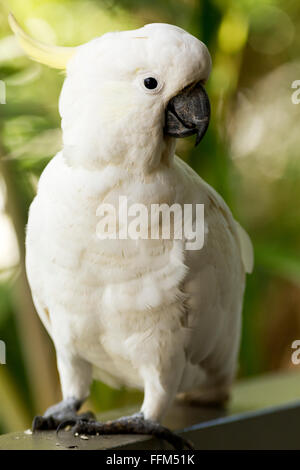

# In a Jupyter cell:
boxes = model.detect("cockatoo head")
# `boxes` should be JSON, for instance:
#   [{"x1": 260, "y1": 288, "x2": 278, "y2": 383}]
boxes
[{"x1": 9, "y1": 15, "x2": 211, "y2": 171}]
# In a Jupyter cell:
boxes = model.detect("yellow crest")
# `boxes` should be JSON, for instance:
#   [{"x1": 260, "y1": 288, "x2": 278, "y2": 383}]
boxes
[{"x1": 8, "y1": 13, "x2": 76, "y2": 69}]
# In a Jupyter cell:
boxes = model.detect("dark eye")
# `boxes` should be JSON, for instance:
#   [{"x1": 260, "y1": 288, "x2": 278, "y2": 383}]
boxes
[{"x1": 144, "y1": 77, "x2": 158, "y2": 90}]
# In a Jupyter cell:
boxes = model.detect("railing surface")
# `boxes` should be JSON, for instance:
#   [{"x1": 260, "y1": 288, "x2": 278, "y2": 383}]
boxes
[{"x1": 0, "y1": 371, "x2": 300, "y2": 449}]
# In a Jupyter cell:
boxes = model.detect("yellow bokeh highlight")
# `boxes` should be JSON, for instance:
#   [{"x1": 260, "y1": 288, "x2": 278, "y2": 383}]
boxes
[{"x1": 218, "y1": 11, "x2": 248, "y2": 54}]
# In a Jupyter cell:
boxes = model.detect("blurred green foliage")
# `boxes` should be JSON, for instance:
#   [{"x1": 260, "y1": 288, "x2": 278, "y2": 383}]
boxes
[{"x1": 0, "y1": 0, "x2": 300, "y2": 433}]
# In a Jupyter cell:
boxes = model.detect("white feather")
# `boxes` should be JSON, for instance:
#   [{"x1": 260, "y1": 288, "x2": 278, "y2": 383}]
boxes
[{"x1": 25, "y1": 23, "x2": 252, "y2": 421}]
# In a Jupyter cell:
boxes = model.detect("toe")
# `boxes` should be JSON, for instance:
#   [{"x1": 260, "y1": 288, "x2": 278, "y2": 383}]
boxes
[
  {"x1": 32, "y1": 415, "x2": 56, "y2": 432},
  {"x1": 32, "y1": 415, "x2": 44, "y2": 431},
  {"x1": 66, "y1": 415, "x2": 195, "y2": 450},
  {"x1": 71, "y1": 419, "x2": 98, "y2": 436},
  {"x1": 78, "y1": 411, "x2": 96, "y2": 421}
]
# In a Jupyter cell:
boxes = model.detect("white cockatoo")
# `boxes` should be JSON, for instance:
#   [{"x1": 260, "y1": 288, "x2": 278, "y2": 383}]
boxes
[{"x1": 9, "y1": 14, "x2": 253, "y2": 448}]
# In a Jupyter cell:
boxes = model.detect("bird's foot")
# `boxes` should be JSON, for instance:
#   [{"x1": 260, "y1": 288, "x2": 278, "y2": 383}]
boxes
[
  {"x1": 57, "y1": 412, "x2": 194, "y2": 450},
  {"x1": 32, "y1": 397, "x2": 95, "y2": 431}
]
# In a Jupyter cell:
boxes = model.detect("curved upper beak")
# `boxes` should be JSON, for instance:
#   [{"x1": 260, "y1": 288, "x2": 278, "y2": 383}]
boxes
[{"x1": 164, "y1": 82, "x2": 210, "y2": 146}]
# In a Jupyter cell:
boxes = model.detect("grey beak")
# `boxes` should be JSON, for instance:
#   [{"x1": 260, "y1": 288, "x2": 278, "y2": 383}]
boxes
[{"x1": 164, "y1": 82, "x2": 210, "y2": 146}]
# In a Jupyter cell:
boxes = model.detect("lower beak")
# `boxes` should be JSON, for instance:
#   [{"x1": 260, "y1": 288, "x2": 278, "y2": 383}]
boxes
[{"x1": 164, "y1": 82, "x2": 210, "y2": 146}]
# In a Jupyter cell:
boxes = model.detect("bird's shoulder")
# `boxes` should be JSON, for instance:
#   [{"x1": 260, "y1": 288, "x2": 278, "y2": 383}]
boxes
[{"x1": 173, "y1": 155, "x2": 253, "y2": 273}]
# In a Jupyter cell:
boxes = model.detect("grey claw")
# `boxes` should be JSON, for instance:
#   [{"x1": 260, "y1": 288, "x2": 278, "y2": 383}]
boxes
[{"x1": 32, "y1": 415, "x2": 56, "y2": 431}]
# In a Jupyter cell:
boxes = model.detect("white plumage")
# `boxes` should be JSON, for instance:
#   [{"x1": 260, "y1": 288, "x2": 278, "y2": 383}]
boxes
[{"x1": 14, "y1": 19, "x2": 253, "y2": 423}]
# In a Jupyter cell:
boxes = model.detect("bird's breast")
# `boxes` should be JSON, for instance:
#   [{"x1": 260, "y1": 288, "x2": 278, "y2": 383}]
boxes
[{"x1": 26, "y1": 152, "x2": 188, "y2": 335}]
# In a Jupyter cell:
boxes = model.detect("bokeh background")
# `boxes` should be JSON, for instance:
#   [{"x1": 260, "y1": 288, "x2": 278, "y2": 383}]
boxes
[{"x1": 0, "y1": 0, "x2": 300, "y2": 434}]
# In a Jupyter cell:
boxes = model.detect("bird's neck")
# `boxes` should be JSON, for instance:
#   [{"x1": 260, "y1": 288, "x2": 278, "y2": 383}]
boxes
[{"x1": 62, "y1": 133, "x2": 176, "y2": 174}]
